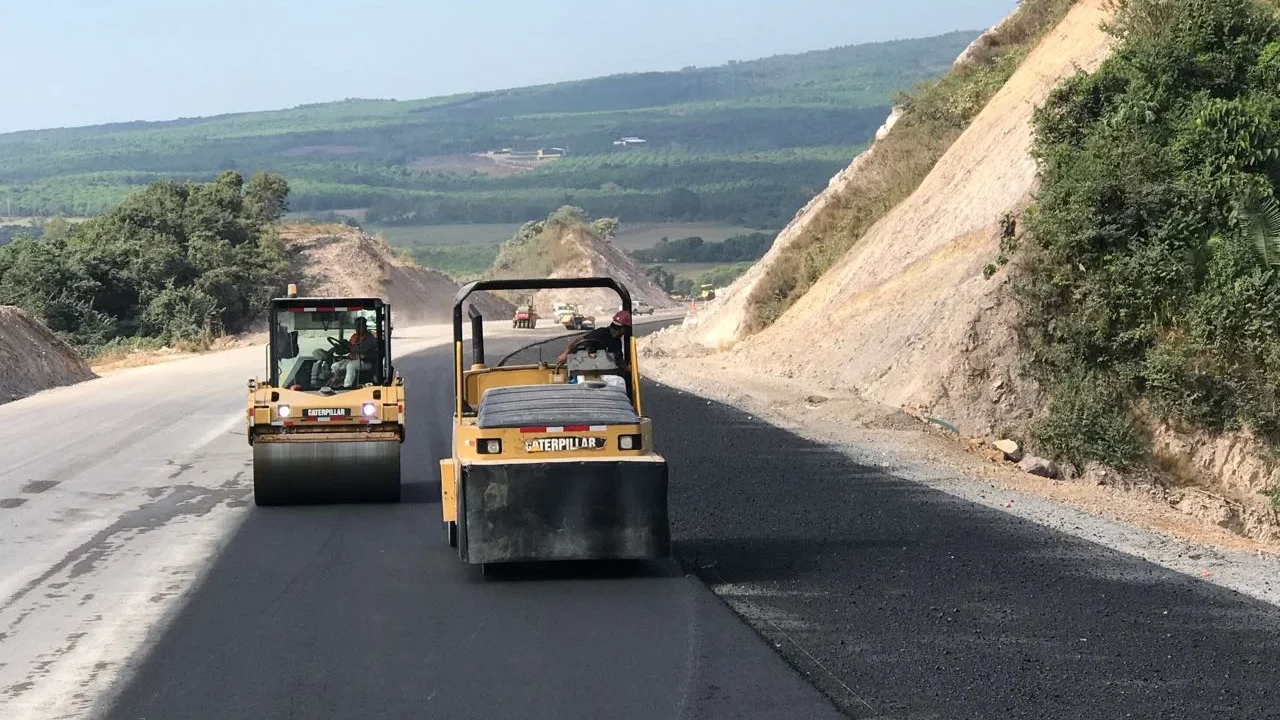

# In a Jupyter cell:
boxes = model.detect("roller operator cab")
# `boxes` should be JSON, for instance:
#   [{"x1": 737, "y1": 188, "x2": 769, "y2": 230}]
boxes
[
  {"x1": 246, "y1": 283, "x2": 405, "y2": 506},
  {"x1": 440, "y1": 276, "x2": 671, "y2": 567}
]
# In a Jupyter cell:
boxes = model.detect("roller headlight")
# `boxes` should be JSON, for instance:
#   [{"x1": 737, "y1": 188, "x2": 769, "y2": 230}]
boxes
[
  {"x1": 277, "y1": 404, "x2": 291, "y2": 418},
  {"x1": 618, "y1": 434, "x2": 641, "y2": 450},
  {"x1": 361, "y1": 402, "x2": 377, "y2": 417}
]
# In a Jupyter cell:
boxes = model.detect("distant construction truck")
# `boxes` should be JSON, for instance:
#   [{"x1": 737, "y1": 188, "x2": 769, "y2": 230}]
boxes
[
  {"x1": 512, "y1": 304, "x2": 538, "y2": 329},
  {"x1": 553, "y1": 301, "x2": 595, "y2": 330}
]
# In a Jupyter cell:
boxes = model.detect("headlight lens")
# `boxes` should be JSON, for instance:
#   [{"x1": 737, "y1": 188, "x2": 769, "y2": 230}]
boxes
[
  {"x1": 277, "y1": 404, "x2": 291, "y2": 418},
  {"x1": 361, "y1": 402, "x2": 377, "y2": 417}
]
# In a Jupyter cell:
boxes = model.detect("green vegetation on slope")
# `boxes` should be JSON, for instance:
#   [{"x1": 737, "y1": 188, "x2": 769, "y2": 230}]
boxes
[
  {"x1": 1012, "y1": 0, "x2": 1280, "y2": 472},
  {"x1": 744, "y1": 0, "x2": 1078, "y2": 332},
  {"x1": 0, "y1": 172, "x2": 290, "y2": 354},
  {"x1": 629, "y1": 232, "x2": 772, "y2": 263},
  {"x1": 0, "y1": 32, "x2": 979, "y2": 228},
  {"x1": 405, "y1": 244, "x2": 501, "y2": 281},
  {"x1": 645, "y1": 261, "x2": 755, "y2": 297},
  {"x1": 488, "y1": 206, "x2": 618, "y2": 281}
]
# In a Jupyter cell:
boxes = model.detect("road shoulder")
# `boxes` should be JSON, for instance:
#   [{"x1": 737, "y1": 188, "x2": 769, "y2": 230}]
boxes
[{"x1": 640, "y1": 353, "x2": 1280, "y2": 609}]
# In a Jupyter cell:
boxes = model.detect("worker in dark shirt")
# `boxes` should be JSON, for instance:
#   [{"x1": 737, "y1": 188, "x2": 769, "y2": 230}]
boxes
[{"x1": 556, "y1": 310, "x2": 631, "y2": 368}]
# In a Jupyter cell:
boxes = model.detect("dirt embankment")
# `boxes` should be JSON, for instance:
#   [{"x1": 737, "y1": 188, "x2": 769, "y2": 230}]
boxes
[
  {"x1": 644, "y1": 0, "x2": 1280, "y2": 549},
  {"x1": 279, "y1": 224, "x2": 514, "y2": 323},
  {"x1": 649, "y1": 0, "x2": 1115, "y2": 437},
  {"x1": 491, "y1": 220, "x2": 677, "y2": 318},
  {"x1": 678, "y1": 107, "x2": 904, "y2": 351},
  {"x1": 663, "y1": 1, "x2": 1114, "y2": 440},
  {"x1": 0, "y1": 306, "x2": 97, "y2": 403},
  {"x1": 672, "y1": 8, "x2": 1032, "y2": 353}
]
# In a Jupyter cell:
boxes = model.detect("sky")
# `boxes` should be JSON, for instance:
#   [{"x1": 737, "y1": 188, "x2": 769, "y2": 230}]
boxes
[{"x1": 0, "y1": 0, "x2": 1017, "y2": 134}]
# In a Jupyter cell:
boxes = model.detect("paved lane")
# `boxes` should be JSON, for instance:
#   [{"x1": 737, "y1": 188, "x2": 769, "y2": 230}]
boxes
[
  {"x1": 94, "y1": 328, "x2": 843, "y2": 720},
  {"x1": 16, "y1": 311, "x2": 1277, "y2": 720}
]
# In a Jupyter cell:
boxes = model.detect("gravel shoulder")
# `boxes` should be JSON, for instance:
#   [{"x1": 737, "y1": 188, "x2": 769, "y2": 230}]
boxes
[{"x1": 639, "y1": 352, "x2": 1280, "y2": 609}]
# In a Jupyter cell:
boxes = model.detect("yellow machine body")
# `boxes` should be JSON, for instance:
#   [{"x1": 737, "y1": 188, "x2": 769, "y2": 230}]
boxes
[
  {"x1": 246, "y1": 290, "x2": 405, "y2": 505},
  {"x1": 440, "y1": 277, "x2": 670, "y2": 566}
]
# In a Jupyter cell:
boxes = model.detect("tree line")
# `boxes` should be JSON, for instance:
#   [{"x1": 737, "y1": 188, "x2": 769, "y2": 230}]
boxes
[
  {"x1": 629, "y1": 232, "x2": 773, "y2": 263},
  {"x1": 0, "y1": 171, "x2": 290, "y2": 353}
]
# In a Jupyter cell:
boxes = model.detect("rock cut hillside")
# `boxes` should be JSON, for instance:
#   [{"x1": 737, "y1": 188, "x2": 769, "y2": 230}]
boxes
[
  {"x1": 650, "y1": 0, "x2": 1114, "y2": 439},
  {"x1": 279, "y1": 224, "x2": 514, "y2": 323},
  {"x1": 488, "y1": 208, "x2": 678, "y2": 317}
]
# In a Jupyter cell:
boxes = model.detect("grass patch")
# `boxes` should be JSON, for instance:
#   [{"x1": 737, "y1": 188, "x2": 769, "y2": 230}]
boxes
[
  {"x1": 373, "y1": 223, "x2": 523, "y2": 247},
  {"x1": 743, "y1": 0, "x2": 1078, "y2": 333},
  {"x1": 85, "y1": 333, "x2": 215, "y2": 365},
  {"x1": 643, "y1": 261, "x2": 756, "y2": 296},
  {"x1": 402, "y1": 243, "x2": 501, "y2": 280},
  {"x1": 374, "y1": 221, "x2": 763, "y2": 252}
]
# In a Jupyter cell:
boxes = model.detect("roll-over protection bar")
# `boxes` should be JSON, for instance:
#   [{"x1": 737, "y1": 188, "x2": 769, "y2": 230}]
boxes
[{"x1": 451, "y1": 277, "x2": 635, "y2": 413}]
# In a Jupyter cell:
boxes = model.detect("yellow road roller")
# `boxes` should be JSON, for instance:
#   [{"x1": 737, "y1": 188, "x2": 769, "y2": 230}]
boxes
[
  {"x1": 439, "y1": 276, "x2": 670, "y2": 565},
  {"x1": 246, "y1": 284, "x2": 405, "y2": 505}
]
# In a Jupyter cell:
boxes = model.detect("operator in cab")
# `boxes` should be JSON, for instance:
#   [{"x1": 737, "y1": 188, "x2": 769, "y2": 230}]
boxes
[
  {"x1": 333, "y1": 316, "x2": 379, "y2": 388},
  {"x1": 556, "y1": 310, "x2": 631, "y2": 368}
]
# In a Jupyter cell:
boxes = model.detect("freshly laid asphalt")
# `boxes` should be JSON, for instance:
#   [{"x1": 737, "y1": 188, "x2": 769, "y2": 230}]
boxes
[
  {"x1": 99, "y1": 324, "x2": 843, "y2": 720},
  {"x1": 97, "y1": 322, "x2": 1280, "y2": 719}
]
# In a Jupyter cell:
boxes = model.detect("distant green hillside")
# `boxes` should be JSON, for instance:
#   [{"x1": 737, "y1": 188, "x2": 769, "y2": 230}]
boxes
[{"x1": 0, "y1": 30, "x2": 978, "y2": 228}]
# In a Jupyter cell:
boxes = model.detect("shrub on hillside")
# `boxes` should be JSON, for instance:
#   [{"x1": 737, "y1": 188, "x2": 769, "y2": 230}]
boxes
[
  {"x1": 0, "y1": 171, "x2": 290, "y2": 353},
  {"x1": 489, "y1": 206, "x2": 612, "y2": 281},
  {"x1": 1014, "y1": 0, "x2": 1280, "y2": 468},
  {"x1": 629, "y1": 232, "x2": 773, "y2": 264},
  {"x1": 743, "y1": 0, "x2": 1078, "y2": 332}
]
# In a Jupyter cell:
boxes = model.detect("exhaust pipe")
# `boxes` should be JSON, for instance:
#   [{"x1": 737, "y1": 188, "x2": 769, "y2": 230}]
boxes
[{"x1": 468, "y1": 304, "x2": 485, "y2": 365}]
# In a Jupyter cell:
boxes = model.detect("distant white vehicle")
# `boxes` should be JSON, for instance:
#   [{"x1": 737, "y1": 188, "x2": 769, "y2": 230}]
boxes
[{"x1": 630, "y1": 300, "x2": 654, "y2": 315}]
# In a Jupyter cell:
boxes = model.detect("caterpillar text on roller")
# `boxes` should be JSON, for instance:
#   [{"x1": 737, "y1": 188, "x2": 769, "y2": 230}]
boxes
[{"x1": 246, "y1": 283, "x2": 405, "y2": 505}]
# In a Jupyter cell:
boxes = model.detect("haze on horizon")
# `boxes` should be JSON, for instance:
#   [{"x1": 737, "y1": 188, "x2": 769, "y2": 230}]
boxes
[{"x1": 0, "y1": 0, "x2": 1015, "y2": 135}]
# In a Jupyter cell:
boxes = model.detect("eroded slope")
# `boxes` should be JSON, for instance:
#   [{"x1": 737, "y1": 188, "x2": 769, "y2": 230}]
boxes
[
  {"x1": 489, "y1": 211, "x2": 677, "y2": 318},
  {"x1": 649, "y1": 0, "x2": 1113, "y2": 439},
  {"x1": 0, "y1": 306, "x2": 98, "y2": 404},
  {"x1": 280, "y1": 224, "x2": 514, "y2": 323}
]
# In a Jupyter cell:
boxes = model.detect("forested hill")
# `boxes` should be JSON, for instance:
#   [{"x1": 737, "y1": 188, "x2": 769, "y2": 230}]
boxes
[{"x1": 0, "y1": 30, "x2": 978, "y2": 228}]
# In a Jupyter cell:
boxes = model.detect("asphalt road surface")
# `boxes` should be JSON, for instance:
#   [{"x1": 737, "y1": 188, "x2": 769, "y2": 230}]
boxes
[
  {"x1": 650, "y1": 400, "x2": 1280, "y2": 719},
  {"x1": 6, "y1": 317, "x2": 1280, "y2": 719},
  {"x1": 27, "y1": 318, "x2": 841, "y2": 720}
]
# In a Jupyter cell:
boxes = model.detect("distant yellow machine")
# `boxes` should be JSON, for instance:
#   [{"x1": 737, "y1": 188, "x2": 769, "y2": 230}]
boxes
[
  {"x1": 438, "y1": 277, "x2": 670, "y2": 566},
  {"x1": 553, "y1": 302, "x2": 595, "y2": 330},
  {"x1": 246, "y1": 284, "x2": 405, "y2": 505}
]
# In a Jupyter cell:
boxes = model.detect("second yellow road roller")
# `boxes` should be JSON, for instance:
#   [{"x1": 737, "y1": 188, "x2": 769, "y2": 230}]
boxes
[
  {"x1": 439, "y1": 276, "x2": 670, "y2": 566},
  {"x1": 246, "y1": 284, "x2": 405, "y2": 505}
]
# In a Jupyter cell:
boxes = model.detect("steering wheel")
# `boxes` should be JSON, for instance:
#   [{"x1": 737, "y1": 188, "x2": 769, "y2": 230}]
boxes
[{"x1": 327, "y1": 336, "x2": 352, "y2": 357}]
